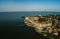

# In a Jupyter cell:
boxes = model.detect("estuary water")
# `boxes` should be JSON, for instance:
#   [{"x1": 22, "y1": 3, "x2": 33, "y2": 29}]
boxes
[
  {"x1": 0, "y1": 11, "x2": 60, "y2": 39},
  {"x1": 0, "y1": 11, "x2": 60, "y2": 26}
]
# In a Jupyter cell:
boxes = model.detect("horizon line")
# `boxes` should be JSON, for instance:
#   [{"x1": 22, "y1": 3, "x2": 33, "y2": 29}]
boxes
[{"x1": 0, "y1": 11, "x2": 60, "y2": 12}]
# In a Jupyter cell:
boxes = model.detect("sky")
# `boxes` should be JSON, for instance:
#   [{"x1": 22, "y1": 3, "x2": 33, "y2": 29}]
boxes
[{"x1": 0, "y1": 0, "x2": 60, "y2": 12}]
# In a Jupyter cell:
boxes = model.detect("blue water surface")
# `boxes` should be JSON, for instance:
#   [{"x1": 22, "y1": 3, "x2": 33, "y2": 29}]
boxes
[{"x1": 0, "y1": 11, "x2": 60, "y2": 26}]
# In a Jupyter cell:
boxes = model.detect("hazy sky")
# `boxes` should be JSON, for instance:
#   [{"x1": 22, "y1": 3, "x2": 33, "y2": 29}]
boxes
[{"x1": 0, "y1": 0, "x2": 60, "y2": 12}]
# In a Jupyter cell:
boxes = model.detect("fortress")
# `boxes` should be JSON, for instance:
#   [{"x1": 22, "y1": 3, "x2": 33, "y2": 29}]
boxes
[{"x1": 24, "y1": 15, "x2": 60, "y2": 36}]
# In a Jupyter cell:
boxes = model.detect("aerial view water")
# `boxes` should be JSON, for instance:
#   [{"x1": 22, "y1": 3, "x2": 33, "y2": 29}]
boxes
[
  {"x1": 0, "y1": 12, "x2": 60, "y2": 26},
  {"x1": 0, "y1": 0, "x2": 60, "y2": 39},
  {"x1": 0, "y1": 12, "x2": 60, "y2": 39}
]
